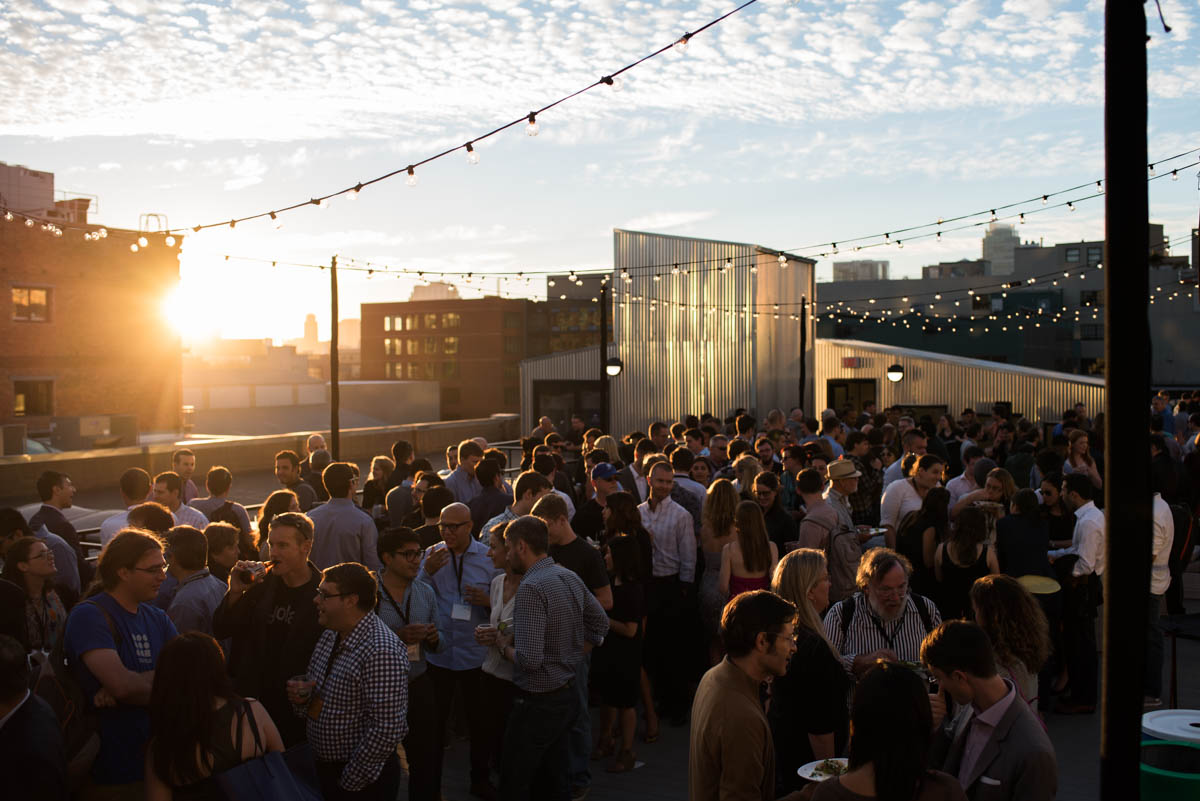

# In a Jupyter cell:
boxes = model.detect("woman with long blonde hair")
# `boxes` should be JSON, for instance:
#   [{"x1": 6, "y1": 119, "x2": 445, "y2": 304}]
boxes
[
  {"x1": 593, "y1": 435, "x2": 623, "y2": 467},
  {"x1": 732, "y1": 454, "x2": 763, "y2": 500},
  {"x1": 768, "y1": 549, "x2": 850, "y2": 792},
  {"x1": 1063, "y1": 429, "x2": 1102, "y2": 488},
  {"x1": 698, "y1": 479, "x2": 740, "y2": 665},
  {"x1": 719, "y1": 501, "x2": 777, "y2": 599}
]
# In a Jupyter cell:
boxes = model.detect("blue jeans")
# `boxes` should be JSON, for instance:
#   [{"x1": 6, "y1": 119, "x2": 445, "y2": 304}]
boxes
[
  {"x1": 568, "y1": 656, "x2": 591, "y2": 790},
  {"x1": 500, "y1": 683, "x2": 579, "y2": 801}
]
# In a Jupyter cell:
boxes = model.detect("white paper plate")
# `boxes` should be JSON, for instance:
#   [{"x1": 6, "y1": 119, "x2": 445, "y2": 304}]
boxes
[{"x1": 798, "y1": 757, "x2": 849, "y2": 782}]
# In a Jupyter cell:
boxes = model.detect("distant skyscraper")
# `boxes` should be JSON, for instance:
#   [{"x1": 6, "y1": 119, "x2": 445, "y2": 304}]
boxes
[
  {"x1": 831, "y1": 260, "x2": 889, "y2": 281},
  {"x1": 410, "y1": 281, "x2": 461, "y2": 301},
  {"x1": 982, "y1": 223, "x2": 1019, "y2": 276},
  {"x1": 303, "y1": 313, "x2": 318, "y2": 345}
]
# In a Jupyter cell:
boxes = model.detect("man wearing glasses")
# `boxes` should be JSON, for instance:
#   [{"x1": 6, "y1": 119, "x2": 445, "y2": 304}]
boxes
[
  {"x1": 417, "y1": 502, "x2": 502, "y2": 800},
  {"x1": 64, "y1": 529, "x2": 178, "y2": 789}
]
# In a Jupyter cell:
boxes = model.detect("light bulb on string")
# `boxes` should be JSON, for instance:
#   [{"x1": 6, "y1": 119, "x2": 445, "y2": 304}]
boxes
[
  {"x1": 130, "y1": 243, "x2": 139, "y2": 253},
  {"x1": 137, "y1": 236, "x2": 149, "y2": 248},
  {"x1": 165, "y1": 236, "x2": 176, "y2": 247},
  {"x1": 676, "y1": 32, "x2": 691, "y2": 53},
  {"x1": 406, "y1": 166, "x2": 418, "y2": 187},
  {"x1": 1148, "y1": 163, "x2": 1156, "y2": 176},
  {"x1": 1171, "y1": 169, "x2": 1178, "y2": 181},
  {"x1": 3, "y1": 212, "x2": 11, "y2": 222},
  {"x1": 53, "y1": 229, "x2": 62, "y2": 237},
  {"x1": 348, "y1": 183, "x2": 362, "y2": 200},
  {"x1": 778, "y1": 254, "x2": 787, "y2": 266},
  {"x1": 24, "y1": 218, "x2": 34, "y2": 228},
  {"x1": 526, "y1": 112, "x2": 539, "y2": 137},
  {"x1": 465, "y1": 143, "x2": 479, "y2": 165},
  {"x1": 1096, "y1": 181, "x2": 1103, "y2": 193},
  {"x1": 1067, "y1": 202, "x2": 1075, "y2": 211},
  {"x1": 1042, "y1": 195, "x2": 1048, "y2": 205}
]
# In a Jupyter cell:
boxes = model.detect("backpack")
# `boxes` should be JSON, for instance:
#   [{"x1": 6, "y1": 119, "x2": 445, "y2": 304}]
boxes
[
  {"x1": 838, "y1": 591, "x2": 936, "y2": 641},
  {"x1": 35, "y1": 599, "x2": 118, "y2": 787}
]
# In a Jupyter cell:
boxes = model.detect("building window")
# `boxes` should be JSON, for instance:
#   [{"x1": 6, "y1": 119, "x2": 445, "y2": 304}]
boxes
[
  {"x1": 424, "y1": 362, "x2": 436, "y2": 381},
  {"x1": 406, "y1": 363, "x2": 421, "y2": 379},
  {"x1": 442, "y1": 388, "x2": 461, "y2": 405},
  {"x1": 1081, "y1": 290, "x2": 1104, "y2": 307},
  {"x1": 441, "y1": 312, "x2": 461, "y2": 328},
  {"x1": 1086, "y1": 246, "x2": 1101, "y2": 265},
  {"x1": 384, "y1": 362, "x2": 394, "y2": 379},
  {"x1": 504, "y1": 387, "x2": 519, "y2": 405},
  {"x1": 1080, "y1": 324, "x2": 1103, "y2": 340},
  {"x1": 503, "y1": 336, "x2": 520, "y2": 355},
  {"x1": 384, "y1": 338, "x2": 393, "y2": 356},
  {"x1": 406, "y1": 339, "x2": 419, "y2": 356},
  {"x1": 384, "y1": 317, "x2": 391, "y2": 332},
  {"x1": 423, "y1": 313, "x2": 439, "y2": 329},
  {"x1": 423, "y1": 337, "x2": 438, "y2": 355},
  {"x1": 971, "y1": 294, "x2": 990, "y2": 311},
  {"x1": 504, "y1": 312, "x2": 522, "y2": 329},
  {"x1": 503, "y1": 365, "x2": 519, "y2": 382},
  {"x1": 443, "y1": 361, "x2": 460, "y2": 379},
  {"x1": 443, "y1": 336, "x2": 459, "y2": 355},
  {"x1": 1065, "y1": 247, "x2": 1080, "y2": 263},
  {"x1": 13, "y1": 380, "x2": 52, "y2": 416},
  {"x1": 12, "y1": 287, "x2": 50, "y2": 322}
]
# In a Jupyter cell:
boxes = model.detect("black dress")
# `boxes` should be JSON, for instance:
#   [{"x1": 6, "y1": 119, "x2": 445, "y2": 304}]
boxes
[
  {"x1": 897, "y1": 513, "x2": 939, "y2": 599},
  {"x1": 996, "y1": 515, "x2": 1053, "y2": 579},
  {"x1": 937, "y1": 545, "x2": 991, "y2": 620},
  {"x1": 769, "y1": 626, "x2": 851, "y2": 793},
  {"x1": 591, "y1": 580, "x2": 646, "y2": 709}
]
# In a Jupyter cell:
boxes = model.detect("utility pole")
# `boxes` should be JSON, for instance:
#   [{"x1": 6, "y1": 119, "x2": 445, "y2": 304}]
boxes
[
  {"x1": 599, "y1": 281, "x2": 610, "y2": 433},
  {"x1": 1100, "y1": 2, "x2": 1151, "y2": 797},
  {"x1": 329, "y1": 254, "x2": 341, "y2": 460},
  {"x1": 798, "y1": 295, "x2": 808, "y2": 413}
]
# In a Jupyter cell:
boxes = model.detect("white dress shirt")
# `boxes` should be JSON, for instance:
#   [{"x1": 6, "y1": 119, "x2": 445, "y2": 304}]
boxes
[
  {"x1": 1151, "y1": 493, "x2": 1175, "y2": 596},
  {"x1": 1049, "y1": 500, "x2": 1106, "y2": 577},
  {"x1": 945, "y1": 473, "x2": 977, "y2": 507},
  {"x1": 639, "y1": 496, "x2": 697, "y2": 582},
  {"x1": 880, "y1": 478, "x2": 923, "y2": 531},
  {"x1": 171, "y1": 503, "x2": 209, "y2": 530}
]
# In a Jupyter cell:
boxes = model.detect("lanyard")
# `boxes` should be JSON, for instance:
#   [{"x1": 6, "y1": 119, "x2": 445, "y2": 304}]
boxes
[
  {"x1": 317, "y1": 636, "x2": 347, "y2": 686},
  {"x1": 449, "y1": 549, "x2": 466, "y2": 594},
  {"x1": 867, "y1": 601, "x2": 905, "y2": 651},
  {"x1": 380, "y1": 582, "x2": 413, "y2": 625}
]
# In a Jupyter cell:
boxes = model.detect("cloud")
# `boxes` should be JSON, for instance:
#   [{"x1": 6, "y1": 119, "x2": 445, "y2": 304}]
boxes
[
  {"x1": 218, "y1": 154, "x2": 268, "y2": 190},
  {"x1": 620, "y1": 210, "x2": 716, "y2": 230}
]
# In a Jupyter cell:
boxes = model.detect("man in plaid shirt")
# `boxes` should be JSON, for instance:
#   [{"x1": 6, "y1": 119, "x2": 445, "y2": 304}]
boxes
[{"x1": 288, "y1": 562, "x2": 409, "y2": 800}]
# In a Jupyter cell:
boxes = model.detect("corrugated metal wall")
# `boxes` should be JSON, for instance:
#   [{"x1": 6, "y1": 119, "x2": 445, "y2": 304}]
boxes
[
  {"x1": 519, "y1": 344, "x2": 615, "y2": 433},
  {"x1": 814, "y1": 339, "x2": 1105, "y2": 422},
  {"x1": 610, "y1": 230, "x2": 815, "y2": 434}
]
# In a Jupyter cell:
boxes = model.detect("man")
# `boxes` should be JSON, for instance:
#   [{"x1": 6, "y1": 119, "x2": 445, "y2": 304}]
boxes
[
  {"x1": 307, "y1": 449, "x2": 333, "y2": 503},
  {"x1": 532, "y1": 416, "x2": 558, "y2": 440},
  {"x1": 188, "y1": 465, "x2": 253, "y2": 538},
  {"x1": 469, "y1": 459, "x2": 511, "y2": 537},
  {"x1": 1146, "y1": 488, "x2": 1174, "y2": 708},
  {"x1": 438, "y1": 444, "x2": 458, "y2": 479},
  {"x1": 563, "y1": 414, "x2": 587, "y2": 452},
  {"x1": 707, "y1": 434, "x2": 730, "y2": 471},
  {"x1": 531, "y1": 493, "x2": 612, "y2": 798},
  {"x1": 276, "y1": 449, "x2": 319, "y2": 511},
  {"x1": 824, "y1": 459, "x2": 869, "y2": 600},
  {"x1": 153, "y1": 471, "x2": 209, "y2": 531},
  {"x1": 671, "y1": 448, "x2": 707, "y2": 508},
  {"x1": 947, "y1": 446, "x2": 985, "y2": 506},
  {"x1": 376, "y1": 528, "x2": 442, "y2": 801},
  {"x1": 388, "y1": 460, "x2": 434, "y2": 527},
  {"x1": 883, "y1": 429, "x2": 928, "y2": 488},
  {"x1": 572, "y1": 463, "x2": 619, "y2": 542},
  {"x1": 290, "y1": 562, "x2": 408, "y2": 801},
  {"x1": 1151, "y1": 393, "x2": 1175, "y2": 436},
  {"x1": 417, "y1": 501, "x2": 500, "y2": 800},
  {"x1": 616, "y1": 439, "x2": 656, "y2": 501},
  {"x1": 823, "y1": 548, "x2": 942, "y2": 677},
  {"x1": 482, "y1": 470, "x2": 553, "y2": 543},
  {"x1": 1047, "y1": 472, "x2": 1105, "y2": 714},
  {"x1": 493, "y1": 516, "x2": 608, "y2": 801},
  {"x1": 0, "y1": 633, "x2": 68, "y2": 800},
  {"x1": 386, "y1": 439, "x2": 415, "y2": 491},
  {"x1": 844, "y1": 432, "x2": 882, "y2": 526},
  {"x1": 640, "y1": 460, "x2": 697, "y2": 725},
  {"x1": 1150, "y1": 433, "x2": 1180, "y2": 504},
  {"x1": 648, "y1": 421, "x2": 671, "y2": 452},
  {"x1": 819, "y1": 418, "x2": 846, "y2": 459},
  {"x1": 29, "y1": 470, "x2": 89, "y2": 585},
  {"x1": 1182, "y1": 412, "x2": 1200, "y2": 455},
  {"x1": 923, "y1": 621, "x2": 1057, "y2": 801},
  {"x1": 299, "y1": 433, "x2": 327, "y2": 481},
  {"x1": 172, "y1": 448, "x2": 200, "y2": 504},
  {"x1": 533, "y1": 452, "x2": 577, "y2": 519},
  {"x1": 98, "y1": 468, "x2": 154, "y2": 546},
  {"x1": 163, "y1": 526, "x2": 227, "y2": 636},
  {"x1": 445, "y1": 439, "x2": 485, "y2": 505},
  {"x1": 412, "y1": 486, "x2": 454, "y2": 549},
  {"x1": 63, "y1": 529, "x2": 178, "y2": 787},
  {"x1": 689, "y1": 590, "x2": 800, "y2": 801},
  {"x1": 754, "y1": 471, "x2": 796, "y2": 554},
  {"x1": 684, "y1": 428, "x2": 706, "y2": 457},
  {"x1": 203, "y1": 521, "x2": 241, "y2": 583},
  {"x1": 754, "y1": 436, "x2": 780, "y2": 474},
  {"x1": 734, "y1": 414, "x2": 756, "y2": 445},
  {"x1": 309, "y1": 462, "x2": 382, "y2": 575},
  {"x1": 213, "y1": 512, "x2": 323, "y2": 746},
  {"x1": 778, "y1": 446, "x2": 806, "y2": 519},
  {"x1": 795, "y1": 468, "x2": 835, "y2": 550}
]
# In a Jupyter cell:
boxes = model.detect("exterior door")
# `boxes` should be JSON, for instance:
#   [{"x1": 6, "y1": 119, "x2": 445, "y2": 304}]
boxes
[{"x1": 826, "y1": 379, "x2": 876, "y2": 413}]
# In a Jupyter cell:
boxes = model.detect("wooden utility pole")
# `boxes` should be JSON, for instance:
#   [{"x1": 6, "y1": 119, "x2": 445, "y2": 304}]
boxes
[{"x1": 329, "y1": 255, "x2": 341, "y2": 460}]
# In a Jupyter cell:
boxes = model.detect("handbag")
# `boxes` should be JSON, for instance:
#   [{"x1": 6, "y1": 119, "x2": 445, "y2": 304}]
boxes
[{"x1": 214, "y1": 701, "x2": 322, "y2": 801}]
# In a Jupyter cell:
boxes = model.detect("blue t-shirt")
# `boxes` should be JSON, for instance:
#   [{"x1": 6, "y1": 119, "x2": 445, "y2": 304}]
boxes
[{"x1": 64, "y1": 592, "x2": 177, "y2": 784}]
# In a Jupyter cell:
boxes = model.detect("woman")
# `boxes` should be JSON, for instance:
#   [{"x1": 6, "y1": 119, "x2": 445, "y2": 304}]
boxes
[
  {"x1": 769, "y1": 549, "x2": 850, "y2": 794},
  {"x1": 934, "y1": 506, "x2": 999, "y2": 620},
  {"x1": 145, "y1": 632, "x2": 284, "y2": 800},
  {"x1": 1063, "y1": 429, "x2": 1102, "y2": 489},
  {"x1": 970, "y1": 575, "x2": 1052, "y2": 711},
  {"x1": 936, "y1": 415, "x2": 956, "y2": 444},
  {"x1": 698, "y1": 479, "x2": 739, "y2": 664},
  {"x1": 995, "y1": 488, "x2": 1053, "y2": 579},
  {"x1": 689, "y1": 456, "x2": 714, "y2": 488},
  {"x1": 473, "y1": 523, "x2": 522, "y2": 783},
  {"x1": 811, "y1": 662, "x2": 966, "y2": 801},
  {"x1": 254, "y1": 489, "x2": 298, "y2": 558},
  {"x1": 591, "y1": 534, "x2": 647, "y2": 773},
  {"x1": 880, "y1": 454, "x2": 945, "y2": 549},
  {"x1": 732, "y1": 454, "x2": 763, "y2": 500},
  {"x1": 0, "y1": 537, "x2": 67, "y2": 653},
  {"x1": 593, "y1": 435, "x2": 623, "y2": 468},
  {"x1": 896, "y1": 487, "x2": 950, "y2": 600},
  {"x1": 950, "y1": 467, "x2": 1016, "y2": 521},
  {"x1": 718, "y1": 501, "x2": 778, "y2": 599},
  {"x1": 361, "y1": 455, "x2": 395, "y2": 513}
]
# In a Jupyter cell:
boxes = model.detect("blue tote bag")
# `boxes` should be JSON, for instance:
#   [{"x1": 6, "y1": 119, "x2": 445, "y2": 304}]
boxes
[{"x1": 214, "y1": 702, "x2": 322, "y2": 801}]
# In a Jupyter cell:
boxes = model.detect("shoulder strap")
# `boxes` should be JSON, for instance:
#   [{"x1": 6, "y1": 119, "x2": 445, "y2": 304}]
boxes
[
  {"x1": 242, "y1": 699, "x2": 264, "y2": 757},
  {"x1": 838, "y1": 595, "x2": 857, "y2": 640},
  {"x1": 83, "y1": 599, "x2": 121, "y2": 648},
  {"x1": 911, "y1": 593, "x2": 935, "y2": 634},
  {"x1": 232, "y1": 700, "x2": 245, "y2": 760}
]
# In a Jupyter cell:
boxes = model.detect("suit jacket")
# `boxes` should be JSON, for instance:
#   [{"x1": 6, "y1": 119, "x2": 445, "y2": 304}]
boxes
[
  {"x1": 615, "y1": 465, "x2": 642, "y2": 500},
  {"x1": 939, "y1": 688, "x2": 1057, "y2": 801}
]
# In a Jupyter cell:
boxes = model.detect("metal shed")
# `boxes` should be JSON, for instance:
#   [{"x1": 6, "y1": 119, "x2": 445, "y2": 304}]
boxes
[{"x1": 814, "y1": 338, "x2": 1105, "y2": 422}]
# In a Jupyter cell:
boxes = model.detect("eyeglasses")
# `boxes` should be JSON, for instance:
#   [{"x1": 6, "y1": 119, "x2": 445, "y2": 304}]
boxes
[
  {"x1": 874, "y1": 583, "x2": 909, "y2": 599},
  {"x1": 761, "y1": 631, "x2": 798, "y2": 647},
  {"x1": 439, "y1": 521, "x2": 471, "y2": 531},
  {"x1": 395, "y1": 549, "x2": 423, "y2": 561},
  {"x1": 316, "y1": 588, "x2": 349, "y2": 600},
  {"x1": 132, "y1": 564, "x2": 168, "y2": 574},
  {"x1": 755, "y1": 489, "x2": 775, "y2": 498}
]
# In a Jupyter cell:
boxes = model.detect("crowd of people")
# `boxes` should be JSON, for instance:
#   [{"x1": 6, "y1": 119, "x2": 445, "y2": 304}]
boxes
[{"x1": 0, "y1": 393, "x2": 1194, "y2": 801}]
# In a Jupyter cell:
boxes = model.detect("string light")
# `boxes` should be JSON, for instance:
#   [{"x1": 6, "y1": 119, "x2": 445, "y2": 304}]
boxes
[
  {"x1": 466, "y1": 142, "x2": 479, "y2": 165},
  {"x1": 676, "y1": 32, "x2": 692, "y2": 53},
  {"x1": 526, "y1": 112, "x2": 539, "y2": 137},
  {"x1": 406, "y1": 166, "x2": 418, "y2": 187}
]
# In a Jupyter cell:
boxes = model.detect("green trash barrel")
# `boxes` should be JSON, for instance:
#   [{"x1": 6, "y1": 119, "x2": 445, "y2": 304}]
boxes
[{"x1": 1141, "y1": 740, "x2": 1200, "y2": 799}]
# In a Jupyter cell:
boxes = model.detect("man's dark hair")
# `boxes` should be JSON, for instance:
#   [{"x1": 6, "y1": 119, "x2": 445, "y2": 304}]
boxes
[
  {"x1": 166, "y1": 526, "x2": 208, "y2": 572},
  {"x1": 513, "y1": 470, "x2": 553, "y2": 502},
  {"x1": 964, "y1": 422, "x2": 982, "y2": 439},
  {"x1": 457, "y1": 440, "x2": 485, "y2": 462},
  {"x1": 1062, "y1": 409, "x2": 1078, "y2": 422},
  {"x1": 154, "y1": 471, "x2": 182, "y2": 495},
  {"x1": 532, "y1": 453, "x2": 555, "y2": 477},
  {"x1": 753, "y1": 471, "x2": 780, "y2": 492},
  {"x1": 633, "y1": 438, "x2": 657, "y2": 460},
  {"x1": 483, "y1": 448, "x2": 508, "y2": 469},
  {"x1": 544, "y1": 432, "x2": 564, "y2": 448},
  {"x1": 120, "y1": 467, "x2": 152, "y2": 502},
  {"x1": 735, "y1": 414, "x2": 756, "y2": 435},
  {"x1": 410, "y1": 458, "x2": 434, "y2": 475},
  {"x1": 323, "y1": 562, "x2": 377, "y2": 612},
  {"x1": 728, "y1": 439, "x2": 751, "y2": 460},
  {"x1": 1150, "y1": 414, "x2": 1165, "y2": 433},
  {"x1": 900, "y1": 429, "x2": 927, "y2": 450},
  {"x1": 503, "y1": 515, "x2": 549, "y2": 555},
  {"x1": 205, "y1": 466, "x2": 233, "y2": 496},
  {"x1": 669, "y1": 422, "x2": 686, "y2": 440},
  {"x1": 584, "y1": 427, "x2": 603, "y2": 441},
  {"x1": 531, "y1": 492, "x2": 570, "y2": 523},
  {"x1": 377, "y1": 527, "x2": 421, "y2": 561},
  {"x1": 720, "y1": 589, "x2": 797, "y2": 659},
  {"x1": 475, "y1": 459, "x2": 501, "y2": 487},
  {"x1": 321, "y1": 462, "x2": 355, "y2": 498},
  {"x1": 920, "y1": 620, "x2": 998, "y2": 678},
  {"x1": 274, "y1": 450, "x2": 301, "y2": 469},
  {"x1": 670, "y1": 448, "x2": 694, "y2": 472},
  {"x1": 391, "y1": 439, "x2": 414, "y2": 464},
  {"x1": 781, "y1": 445, "x2": 805, "y2": 463},
  {"x1": 97, "y1": 529, "x2": 163, "y2": 590},
  {"x1": 204, "y1": 522, "x2": 240, "y2": 555},
  {"x1": 684, "y1": 427, "x2": 703, "y2": 442},
  {"x1": 172, "y1": 448, "x2": 195, "y2": 465},
  {"x1": 422, "y1": 486, "x2": 455, "y2": 519},
  {"x1": 795, "y1": 468, "x2": 824, "y2": 495},
  {"x1": 310, "y1": 449, "x2": 332, "y2": 475},
  {"x1": 36, "y1": 470, "x2": 69, "y2": 502},
  {"x1": 0, "y1": 634, "x2": 29, "y2": 700},
  {"x1": 685, "y1": 414, "x2": 700, "y2": 429},
  {"x1": 1062, "y1": 472, "x2": 1095, "y2": 501},
  {"x1": 962, "y1": 445, "x2": 985, "y2": 463},
  {"x1": 128, "y1": 502, "x2": 174, "y2": 534},
  {"x1": 845, "y1": 431, "x2": 867, "y2": 450},
  {"x1": 267, "y1": 512, "x2": 314, "y2": 542},
  {"x1": 648, "y1": 421, "x2": 669, "y2": 439}
]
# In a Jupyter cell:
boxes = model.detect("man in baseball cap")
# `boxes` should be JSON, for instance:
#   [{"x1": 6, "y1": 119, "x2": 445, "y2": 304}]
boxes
[{"x1": 572, "y1": 463, "x2": 621, "y2": 542}]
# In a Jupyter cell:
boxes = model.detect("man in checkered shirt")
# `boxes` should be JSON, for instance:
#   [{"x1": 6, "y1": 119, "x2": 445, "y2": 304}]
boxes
[
  {"x1": 288, "y1": 562, "x2": 409, "y2": 800},
  {"x1": 495, "y1": 515, "x2": 609, "y2": 801}
]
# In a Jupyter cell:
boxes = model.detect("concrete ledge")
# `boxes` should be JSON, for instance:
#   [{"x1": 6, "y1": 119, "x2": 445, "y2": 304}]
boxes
[{"x1": 0, "y1": 415, "x2": 520, "y2": 496}]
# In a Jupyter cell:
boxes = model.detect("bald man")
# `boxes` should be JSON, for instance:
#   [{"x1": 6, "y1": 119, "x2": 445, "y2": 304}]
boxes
[{"x1": 300, "y1": 433, "x2": 327, "y2": 481}]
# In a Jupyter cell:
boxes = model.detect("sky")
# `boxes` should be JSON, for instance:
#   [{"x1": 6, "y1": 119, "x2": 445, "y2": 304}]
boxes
[{"x1": 2, "y1": 0, "x2": 1197, "y2": 343}]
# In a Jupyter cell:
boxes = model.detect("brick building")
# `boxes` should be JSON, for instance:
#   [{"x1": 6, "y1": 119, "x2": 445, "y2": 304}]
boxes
[
  {"x1": 1, "y1": 170, "x2": 182, "y2": 448},
  {"x1": 361, "y1": 275, "x2": 604, "y2": 420}
]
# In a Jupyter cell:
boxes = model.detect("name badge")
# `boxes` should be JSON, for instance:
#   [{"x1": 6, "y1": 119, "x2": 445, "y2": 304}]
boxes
[
  {"x1": 305, "y1": 693, "x2": 324, "y2": 721},
  {"x1": 452, "y1": 603, "x2": 472, "y2": 621},
  {"x1": 408, "y1": 642, "x2": 421, "y2": 662}
]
